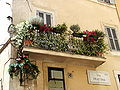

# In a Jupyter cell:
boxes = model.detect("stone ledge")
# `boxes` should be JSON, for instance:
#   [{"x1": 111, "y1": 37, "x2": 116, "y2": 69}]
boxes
[{"x1": 23, "y1": 47, "x2": 106, "y2": 68}]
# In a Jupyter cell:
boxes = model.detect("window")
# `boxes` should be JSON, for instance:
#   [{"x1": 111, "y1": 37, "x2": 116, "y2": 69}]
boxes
[
  {"x1": 98, "y1": 0, "x2": 115, "y2": 4},
  {"x1": 48, "y1": 67, "x2": 65, "y2": 90},
  {"x1": 114, "y1": 71, "x2": 120, "y2": 90},
  {"x1": 105, "y1": 26, "x2": 120, "y2": 51},
  {"x1": 36, "y1": 10, "x2": 53, "y2": 26}
]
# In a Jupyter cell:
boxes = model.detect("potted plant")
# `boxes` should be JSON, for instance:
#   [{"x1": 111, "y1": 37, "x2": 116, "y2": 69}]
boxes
[
  {"x1": 70, "y1": 24, "x2": 80, "y2": 33},
  {"x1": 9, "y1": 54, "x2": 40, "y2": 85},
  {"x1": 53, "y1": 23, "x2": 67, "y2": 34}
]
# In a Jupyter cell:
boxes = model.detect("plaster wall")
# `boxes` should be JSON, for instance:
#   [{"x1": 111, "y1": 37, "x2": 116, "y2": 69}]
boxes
[
  {"x1": 11, "y1": 0, "x2": 120, "y2": 90},
  {"x1": 13, "y1": 0, "x2": 120, "y2": 30},
  {"x1": 116, "y1": 0, "x2": 120, "y2": 21}
]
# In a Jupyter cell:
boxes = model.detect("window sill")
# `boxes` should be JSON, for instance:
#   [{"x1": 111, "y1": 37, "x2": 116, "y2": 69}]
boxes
[
  {"x1": 110, "y1": 51, "x2": 120, "y2": 56},
  {"x1": 89, "y1": 0, "x2": 116, "y2": 9}
]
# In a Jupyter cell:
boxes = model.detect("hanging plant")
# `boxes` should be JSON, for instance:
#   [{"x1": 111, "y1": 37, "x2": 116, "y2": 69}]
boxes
[
  {"x1": 9, "y1": 16, "x2": 42, "y2": 86},
  {"x1": 9, "y1": 54, "x2": 40, "y2": 85}
]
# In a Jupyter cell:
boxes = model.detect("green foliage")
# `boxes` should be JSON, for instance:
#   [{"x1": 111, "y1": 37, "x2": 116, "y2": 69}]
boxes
[
  {"x1": 33, "y1": 32, "x2": 68, "y2": 52},
  {"x1": 9, "y1": 55, "x2": 40, "y2": 79},
  {"x1": 70, "y1": 24, "x2": 80, "y2": 33},
  {"x1": 53, "y1": 23, "x2": 67, "y2": 34},
  {"x1": 68, "y1": 37, "x2": 107, "y2": 57},
  {"x1": 31, "y1": 30, "x2": 107, "y2": 57},
  {"x1": 69, "y1": 29, "x2": 107, "y2": 57},
  {"x1": 72, "y1": 32, "x2": 84, "y2": 38},
  {"x1": 94, "y1": 30, "x2": 106, "y2": 38}
]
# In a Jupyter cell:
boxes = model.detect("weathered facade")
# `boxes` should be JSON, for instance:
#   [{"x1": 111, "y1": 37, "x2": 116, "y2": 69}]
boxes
[{"x1": 11, "y1": 0, "x2": 120, "y2": 90}]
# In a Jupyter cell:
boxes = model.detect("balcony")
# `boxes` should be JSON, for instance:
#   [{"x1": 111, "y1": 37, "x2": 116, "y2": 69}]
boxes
[{"x1": 10, "y1": 17, "x2": 107, "y2": 68}]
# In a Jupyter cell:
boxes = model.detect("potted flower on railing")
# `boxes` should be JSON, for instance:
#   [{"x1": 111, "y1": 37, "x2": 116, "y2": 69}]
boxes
[
  {"x1": 38, "y1": 24, "x2": 53, "y2": 33},
  {"x1": 53, "y1": 23, "x2": 67, "y2": 34},
  {"x1": 83, "y1": 30, "x2": 105, "y2": 43},
  {"x1": 83, "y1": 30, "x2": 97, "y2": 43}
]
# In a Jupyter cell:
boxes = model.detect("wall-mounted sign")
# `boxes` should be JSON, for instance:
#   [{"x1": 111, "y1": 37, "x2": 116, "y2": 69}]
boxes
[{"x1": 87, "y1": 70, "x2": 111, "y2": 85}]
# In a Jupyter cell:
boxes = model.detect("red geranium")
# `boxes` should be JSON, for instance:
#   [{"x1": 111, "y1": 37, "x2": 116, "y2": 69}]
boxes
[
  {"x1": 39, "y1": 24, "x2": 53, "y2": 32},
  {"x1": 83, "y1": 30, "x2": 97, "y2": 42}
]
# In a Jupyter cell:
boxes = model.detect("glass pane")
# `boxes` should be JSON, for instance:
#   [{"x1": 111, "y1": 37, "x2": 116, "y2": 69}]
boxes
[
  {"x1": 105, "y1": 0, "x2": 110, "y2": 3},
  {"x1": 39, "y1": 13, "x2": 44, "y2": 24},
  {"x1": 106, "y1": 28, "x2": 112, "y2": 37},
  {"x1": 39, "y1": 13, "x2": 44, "y2": 19},
  {"x1": 51, "y1": 70, "x2": 63, "y2": 79},
  {"x1": 48, "y1": 80, "x2": 64, "y2": 89},
  {"x1": 111, "y1": 29, "x2": 117, "y2": 39},
  {"x1": 115, "y1": 40, "x2": 120, "y2": 51},
  {"x1": 110, "y1": 39, "x2": 115, "y2": 50},
  {"x1": 46, "y1": 14, "x2": 51, "y2": 26}
]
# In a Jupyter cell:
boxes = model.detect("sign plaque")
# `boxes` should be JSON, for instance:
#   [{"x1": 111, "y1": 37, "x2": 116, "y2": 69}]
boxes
[{"x1": 87, "y1": 70, "x2": 111, "y2": 85}]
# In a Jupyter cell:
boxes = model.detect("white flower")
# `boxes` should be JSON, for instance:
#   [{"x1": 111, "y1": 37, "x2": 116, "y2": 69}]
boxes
[{"x1": 83, "y1": 35, "x2": 87, "y2": 37}]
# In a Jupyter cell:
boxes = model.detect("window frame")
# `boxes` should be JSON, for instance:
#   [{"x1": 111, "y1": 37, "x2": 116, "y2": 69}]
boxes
[
  {"x1": 48, "y1": 67, "x2": 66, "y2": 90},
  {"x1": 36, "y1": 10, "x2": 53, "y2": 26},
  {"x1": 105, "y1": 26, "x2": 120, "y2": 51},
  {"x1": 114, "y1": 71, "x2": 120, "y2": 90},
  {"x1": 97, "y1": 0, "x2": 115, "y2": 4}
]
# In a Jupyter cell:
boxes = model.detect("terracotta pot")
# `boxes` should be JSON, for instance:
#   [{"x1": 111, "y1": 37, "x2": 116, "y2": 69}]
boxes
[
  {"x1": 96, "y1": 52, "x2": 103, "y2": 57},
  {"x1": 24, "y1": 40, "x2": 33, "y2": 46}
]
